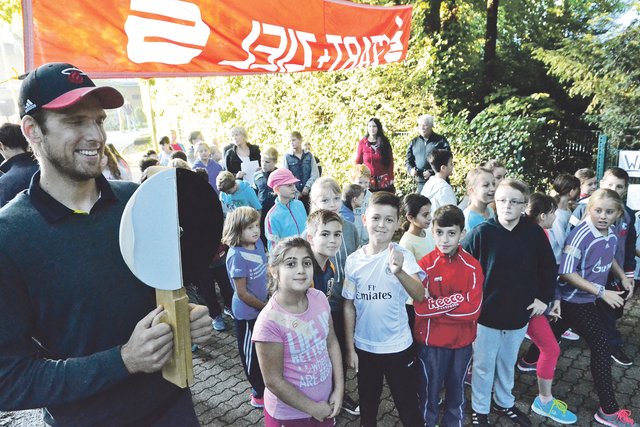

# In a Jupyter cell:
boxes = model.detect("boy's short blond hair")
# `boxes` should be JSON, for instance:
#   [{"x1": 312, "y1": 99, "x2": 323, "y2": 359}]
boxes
[
  {"x1": 216, "y1": 171, "x2": 237, "y2": 193},
  {"x1": 261, "y1": 146, "x2": 279, "y2": 161},
  {"x1": 497, "y1": 178, "x2": 531, "y2": 202},
  {"x1": 350, "y1": 164, "x2": 372, "y2": 180}
]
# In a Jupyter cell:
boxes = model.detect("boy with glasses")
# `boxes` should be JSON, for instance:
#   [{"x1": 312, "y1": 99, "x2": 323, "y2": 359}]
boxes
[{"x1": 462, "y1": 179, "x2": 557, "y2": 426}]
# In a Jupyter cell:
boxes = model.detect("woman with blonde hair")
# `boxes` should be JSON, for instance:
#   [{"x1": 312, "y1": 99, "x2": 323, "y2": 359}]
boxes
[{"x1": 224, "y1": 126, "x2": 261, "y2": 179}]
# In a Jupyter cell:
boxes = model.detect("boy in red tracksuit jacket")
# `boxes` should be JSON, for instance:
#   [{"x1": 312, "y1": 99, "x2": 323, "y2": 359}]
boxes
[{"x1": 414, "y1": 205, "x2": 484, "y2": 427}]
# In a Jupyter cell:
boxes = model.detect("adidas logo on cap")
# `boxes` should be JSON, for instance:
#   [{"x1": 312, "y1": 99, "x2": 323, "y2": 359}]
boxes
[{"x1": 24, "y1": 99, "x2": 36, "y2": 114}]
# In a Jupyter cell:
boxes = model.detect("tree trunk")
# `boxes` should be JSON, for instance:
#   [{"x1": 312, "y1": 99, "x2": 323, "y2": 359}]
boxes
[
  {"x1": 484, "y1": 0, "x2": 499, "y2": 68},
  {"x1": 473, "y1": 0, "x2": 499, "y2": 117},
  {"x1": 424, "y1": 0, "x2": 443, "y2": 34}
]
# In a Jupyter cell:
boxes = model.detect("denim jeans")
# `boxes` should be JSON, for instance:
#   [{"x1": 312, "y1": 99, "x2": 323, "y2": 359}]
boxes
[{"x1": 471, "y1": 323, "x2": 527, "y2": 414}]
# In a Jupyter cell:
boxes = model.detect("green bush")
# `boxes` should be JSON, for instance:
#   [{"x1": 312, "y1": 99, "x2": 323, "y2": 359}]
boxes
[{"x1": 449, "y1": 88, "x2": 562, "y2": 194}]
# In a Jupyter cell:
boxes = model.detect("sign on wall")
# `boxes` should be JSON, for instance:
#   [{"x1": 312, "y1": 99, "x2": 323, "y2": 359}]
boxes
[
  {"x1": 619, "y1": 150, "x2": 640, "y2": 178},
  {"x1": 22, "y1": 0, "x2": 412, "y2": 78}
]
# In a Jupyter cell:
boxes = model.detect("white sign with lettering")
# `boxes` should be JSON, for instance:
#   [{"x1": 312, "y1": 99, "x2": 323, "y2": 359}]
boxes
[{"x1": 618, "y1": 150, "x2": 640, "y2": 178}]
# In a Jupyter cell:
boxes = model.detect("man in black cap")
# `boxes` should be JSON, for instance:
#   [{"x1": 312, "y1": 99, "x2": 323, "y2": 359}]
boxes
[
  {"x1": 0, "y1": 123, "x2": 39, "y2": 207},
  {"x1": 0, "y1": 63, "x2": 212, "y2": 426}
]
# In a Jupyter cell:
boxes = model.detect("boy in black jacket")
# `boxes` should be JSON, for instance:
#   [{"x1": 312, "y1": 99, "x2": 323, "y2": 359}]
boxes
[{"x1": 462, "y1": 179, "x2": 556, "y2": 427}]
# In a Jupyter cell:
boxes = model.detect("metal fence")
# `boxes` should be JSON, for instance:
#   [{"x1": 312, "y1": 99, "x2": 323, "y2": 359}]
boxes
[{"x1": 543, "y1": 128, "x2": 600, "y2": 174}]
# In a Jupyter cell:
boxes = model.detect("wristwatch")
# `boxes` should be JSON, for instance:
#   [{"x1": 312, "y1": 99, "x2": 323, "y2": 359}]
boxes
[{"x1": 595, "y1": 284, "x2": 606, "y2": 299}]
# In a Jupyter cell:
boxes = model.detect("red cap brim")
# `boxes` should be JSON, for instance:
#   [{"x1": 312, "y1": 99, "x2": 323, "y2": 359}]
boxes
[{"x1": 42, "y1": 86, "x2": 124, "y2": 111}]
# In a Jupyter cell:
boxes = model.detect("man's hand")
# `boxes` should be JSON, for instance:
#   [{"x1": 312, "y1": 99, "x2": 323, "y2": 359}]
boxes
[
  {"x1": 388, "y1": 243, "x2": 404, "y2": 274},
  {"x1": 121, "y1": 306, "x2": 173, "y2": 374},
  {"x1": 410, "y1": 168, "x2": 418, "y2": 177},
  {"x1": 189, "y1": 304, "x2": 213, "y2": 345},
  {"x1": 422, "y1": 170, "x2": 432, "y2": 179},
  {"x1": 235, "y1": 171, "x2": 246, "y2": 179},
  {"x1": 301, "y1": 187, "x2": 310, "y2": 196}
]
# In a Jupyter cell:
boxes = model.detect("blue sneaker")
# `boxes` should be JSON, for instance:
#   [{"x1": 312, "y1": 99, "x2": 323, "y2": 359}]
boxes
[
  {"x1": 531, "y1": 397, "x2": 577, "y2": 425},
  {"x1": 212, "y1": 315, "x2": 226, "y2": 331}
]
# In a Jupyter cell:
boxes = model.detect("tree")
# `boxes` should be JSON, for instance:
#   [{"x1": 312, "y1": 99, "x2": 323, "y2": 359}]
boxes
[
  {"x1": 148, "y1": 0, "x2": 634, "y2": 194},
  {"x1": 425, "y1": 0, "x2": 443, "y2": 34},
  {"x1": 481, "y1": 0, "x2": 499, "y2": 100},
  {"x1": 0, "y1": 0, "x2": 19, "y2": 24},
  {"x1": 535, "y1": 21, "x2": 640, "y2": 143}
]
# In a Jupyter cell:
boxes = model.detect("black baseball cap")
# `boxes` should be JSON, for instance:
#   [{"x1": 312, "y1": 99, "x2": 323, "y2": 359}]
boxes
[{"x1": 19, "y1": 62, "x2": 124, "y2": 118}]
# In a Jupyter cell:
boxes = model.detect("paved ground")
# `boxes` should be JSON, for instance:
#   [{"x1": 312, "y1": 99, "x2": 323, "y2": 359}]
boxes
[
  {"x1": 191, "y1": 294, "x2": 640, "y2": 427},
  {"x1": 3, "y1": 294, "x2": 640, "y2": 426}
]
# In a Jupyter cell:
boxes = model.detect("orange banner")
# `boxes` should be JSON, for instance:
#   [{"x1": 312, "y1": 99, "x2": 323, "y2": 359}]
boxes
[{"x1": 22, "y1": 0, "x2": 412, "y2": 78}]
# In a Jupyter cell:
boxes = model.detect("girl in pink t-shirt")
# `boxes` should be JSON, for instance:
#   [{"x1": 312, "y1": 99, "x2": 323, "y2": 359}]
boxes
[{"x1": 253, "y1": 237, "x2": 344, "y2": 426}]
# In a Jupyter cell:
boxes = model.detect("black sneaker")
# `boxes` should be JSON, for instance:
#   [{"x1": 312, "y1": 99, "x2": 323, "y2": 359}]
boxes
[
  {"x1": 472, "y1": 412, "x2": 491, "y2": 426},
  {"x1": 611, "y1": 348, "x2": 633, "y2": 366},
  {"x1": 492, "y1": 403, "x2": 532, "y2": 426},
  {"x1": 342, "y1": 395, "x2": 360, "y2": 415}
]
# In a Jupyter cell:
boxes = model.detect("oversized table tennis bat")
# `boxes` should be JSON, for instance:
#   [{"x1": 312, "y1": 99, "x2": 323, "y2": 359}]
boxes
[{"x1": 119, "y1": 168, "x2": 223, "y2": 387}]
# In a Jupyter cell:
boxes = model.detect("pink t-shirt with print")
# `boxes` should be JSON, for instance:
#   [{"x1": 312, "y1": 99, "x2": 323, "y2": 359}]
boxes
[{"x1": 252, "y1": 288, "x2": 333, "y2": 420}]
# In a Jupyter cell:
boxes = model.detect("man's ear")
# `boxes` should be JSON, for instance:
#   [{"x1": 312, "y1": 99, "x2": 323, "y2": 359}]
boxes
[
  {"x1": 460, "y1": 229, "x2": 467, "y2": 240},
  {"x1": 21, "y1": 115, "x2": 44, "y2": 148}
]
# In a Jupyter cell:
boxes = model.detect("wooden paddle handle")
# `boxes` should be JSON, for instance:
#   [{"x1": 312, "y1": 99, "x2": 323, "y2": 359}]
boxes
[{"x1": 156, "y1": 288, "x2": 193, "y2": 388}]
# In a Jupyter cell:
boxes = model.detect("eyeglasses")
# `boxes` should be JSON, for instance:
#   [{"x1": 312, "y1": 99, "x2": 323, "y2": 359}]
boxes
[{"x1": 495, "y1": 199, "x2": 526, "y2": 206}]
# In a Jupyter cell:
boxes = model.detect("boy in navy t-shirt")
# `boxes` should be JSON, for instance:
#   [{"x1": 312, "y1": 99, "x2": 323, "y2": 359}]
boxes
[{"x1": 306, "y1": 209, "x2": 361, "y2": 415}]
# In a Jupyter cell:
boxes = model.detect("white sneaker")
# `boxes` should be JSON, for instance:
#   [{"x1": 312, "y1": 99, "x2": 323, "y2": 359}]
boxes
[{"x1": 562, "y1": 329, "x2": 580, "y2": 341}]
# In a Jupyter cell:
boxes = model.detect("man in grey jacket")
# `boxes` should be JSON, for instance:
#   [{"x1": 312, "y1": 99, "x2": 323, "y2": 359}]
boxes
[{"x1": 405, "y1": 114, "x2": 450, "y2": 193}]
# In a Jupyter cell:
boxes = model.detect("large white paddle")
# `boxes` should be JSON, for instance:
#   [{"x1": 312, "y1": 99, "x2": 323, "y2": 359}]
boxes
[{"x1": 120, "y1": 168, "x2": 223, "y2": 387}]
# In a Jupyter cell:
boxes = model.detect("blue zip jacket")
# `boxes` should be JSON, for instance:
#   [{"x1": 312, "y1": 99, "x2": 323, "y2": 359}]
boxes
[{"x1": 264, "y1": 197, "x2": 307, "y2": 251}]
